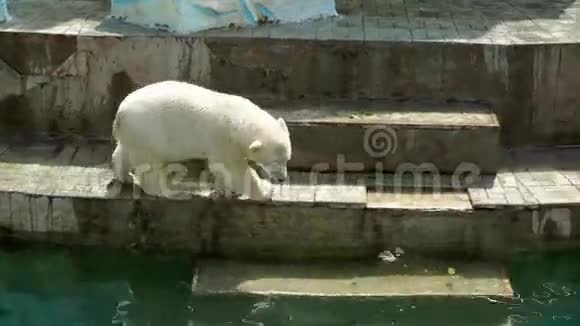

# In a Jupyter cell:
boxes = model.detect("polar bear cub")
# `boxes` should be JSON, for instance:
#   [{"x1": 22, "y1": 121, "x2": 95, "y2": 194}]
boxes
[{"x1": 111, "y1": 81, "x2": 292, "y2": 200}]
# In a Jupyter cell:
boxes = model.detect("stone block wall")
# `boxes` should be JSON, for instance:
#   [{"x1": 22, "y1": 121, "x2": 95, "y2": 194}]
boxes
[
  {"x1": 4, "y1": 190, "x2": 579, "y2": 260},
  {"x1": 0, "y1": 32, "x2": 579, "y2": 146}
]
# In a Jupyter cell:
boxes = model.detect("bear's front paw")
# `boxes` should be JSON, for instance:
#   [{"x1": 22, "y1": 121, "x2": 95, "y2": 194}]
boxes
[
  {"x1": 209, "y1": 189, "x2": 241, "y2": 200},
  {"x1": 208, "y1": 191, "x2": 222, "y2": 200},
  {"x1": 249, "y1": 180, "x2": 274, "y2": 201}
]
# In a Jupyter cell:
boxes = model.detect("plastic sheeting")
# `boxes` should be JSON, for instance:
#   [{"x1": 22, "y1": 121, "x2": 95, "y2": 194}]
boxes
[
  {"x1": 0, "y1": 0, "x2": 9, "y2": 23},
  {"x1": 110, "y1": 0, "x2": 337, "y2": 33}
]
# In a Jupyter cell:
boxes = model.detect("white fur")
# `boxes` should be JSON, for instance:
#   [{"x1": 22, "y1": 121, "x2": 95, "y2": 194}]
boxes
[{"x1": 111, "y1": 81, "x2": 292, "y2": 200}]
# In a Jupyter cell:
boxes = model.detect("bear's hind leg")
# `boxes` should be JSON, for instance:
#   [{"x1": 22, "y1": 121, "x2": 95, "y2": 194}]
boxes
[
  {"x1": 112, "y1": 143, "x2": 133, "y2": 184},
  {"x1": 135, "y1": 162, "x2": 168, "y2": 197}
]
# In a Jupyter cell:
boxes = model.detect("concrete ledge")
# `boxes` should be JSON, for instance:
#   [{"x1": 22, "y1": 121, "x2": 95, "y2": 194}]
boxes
[
  {"x1": 1, "y1": 142, "x2": 580, "y2": 260},
  {"x1": 468, "y1": 147, "x2": 580, "y2": 209},
  {"x1": 2, "y1": 0, "x2": 578, "y2": 44},
  {"x1": 192, "y1": 259, "x2": 513, "y2": 298}
]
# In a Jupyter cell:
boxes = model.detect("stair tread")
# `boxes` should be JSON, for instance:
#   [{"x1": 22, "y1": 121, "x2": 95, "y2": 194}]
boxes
[
  {"x1": 0, "y1": 142, "x2": 471, "y2": 210},
  {"x1": 3, "y1": 142, "x2": 579, "y2": 209},
  {"x1": 192, "y1": 258, "x2": 513, "y2": 298},
  {"x1": 0, "y1": 141, "x2": 473, "y2": 210},
  {"x1": 261, "y1": 100, "x2": 499, "y2": 128}
]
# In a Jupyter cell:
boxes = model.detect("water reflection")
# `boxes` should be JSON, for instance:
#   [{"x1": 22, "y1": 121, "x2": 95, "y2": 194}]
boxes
[
  {"x1": 187, "y1": 296, "x2": 512, "y2": 325},
  {"x1": 0, "y1": 243, "x2": 579, "y2": 326},
  {"x1": 0, "y1": 243, "x2": 193, "y2": 326}
]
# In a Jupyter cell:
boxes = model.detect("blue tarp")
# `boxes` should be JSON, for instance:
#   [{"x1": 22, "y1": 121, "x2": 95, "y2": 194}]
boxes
[
  {"x1": 0, "y1": 0, "x2": 9, "y2": 23},
  {"x1": 110, "y1": 0, "x2": 337, "y2": 33}
]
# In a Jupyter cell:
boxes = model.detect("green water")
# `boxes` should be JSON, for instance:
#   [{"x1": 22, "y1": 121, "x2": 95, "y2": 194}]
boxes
[{"x1": 0, "y1": 243, "x2": 579, "y2": 326}]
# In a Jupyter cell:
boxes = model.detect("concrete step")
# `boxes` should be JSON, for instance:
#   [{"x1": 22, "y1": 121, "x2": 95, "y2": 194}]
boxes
[
  {"x1": 0, "y1": 98, "x2": 501, "y2": 174},
  {"x1": 1, "y1": 141, "x2": 579, "y2": 260},
  {"x1": 264, "y1": 99, "x2": 500, "y2": 174},
  {"x1": 192, "y1": 259, "x2": 513, "y2": 299}
]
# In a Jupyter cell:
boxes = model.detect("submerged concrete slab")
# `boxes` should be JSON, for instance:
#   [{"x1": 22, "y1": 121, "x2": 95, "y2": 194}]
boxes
[
  {"x1": 192, "y1": 259, "x2": 513, "y2": 298},
  {"x1": 366, "y1": 190, "x2": 472, "y2": 211}
]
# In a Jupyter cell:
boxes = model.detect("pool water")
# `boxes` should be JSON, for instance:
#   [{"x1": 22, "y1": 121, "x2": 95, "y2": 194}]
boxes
[{"x1": 0, "y1": 243, "x2": 579, "y2": 326}]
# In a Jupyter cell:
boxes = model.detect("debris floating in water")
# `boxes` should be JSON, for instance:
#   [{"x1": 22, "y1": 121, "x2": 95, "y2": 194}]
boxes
[
  {"x1": 378, "y1": 247, "x2": 405, "y2": 263},
  {"x1": 378, "y1": 250, "x2": 397, "y2": 263}
]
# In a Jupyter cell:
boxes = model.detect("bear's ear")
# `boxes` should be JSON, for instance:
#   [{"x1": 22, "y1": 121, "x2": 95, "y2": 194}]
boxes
[
  {"x1": 249, "y1": 140, "x2": 263, "y2": 153},
  {"x1": 278, "y1": 117, "x2": 288, "y2": 133}
]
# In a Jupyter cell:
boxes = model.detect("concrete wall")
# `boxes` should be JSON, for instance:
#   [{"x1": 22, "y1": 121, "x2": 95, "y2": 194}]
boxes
[
  {"x1": 2, "y1": 190, "x2": 580, "y2": 261},
  {"x1": 110, "y1": 0, "x2": 337, "y2": 33},
  {"x1": 0, "y1": 32, "x2": 579, "y2": 146}
]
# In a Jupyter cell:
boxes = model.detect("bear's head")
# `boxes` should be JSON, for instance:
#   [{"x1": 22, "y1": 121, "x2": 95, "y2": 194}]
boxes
[{"x1": 247, "y1": 117, "x2": 292, "y2": 182}]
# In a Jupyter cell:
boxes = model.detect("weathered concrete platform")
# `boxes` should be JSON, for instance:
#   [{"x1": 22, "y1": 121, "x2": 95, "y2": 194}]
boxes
[
  {"x1": 1, "y1": 0, "x2": 580, "y2": 147},
  {"x1": 192, "y1": 258, "x2": 513, "y2": 298},
  {"x1": 0, "y1": 141, "x2": 579, "y2": 261}
]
